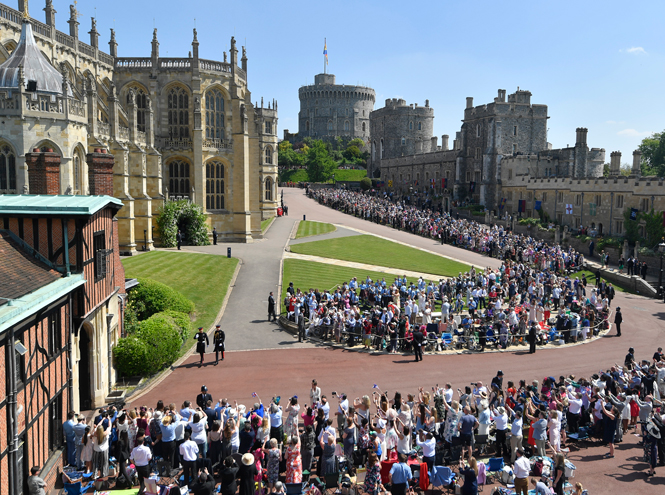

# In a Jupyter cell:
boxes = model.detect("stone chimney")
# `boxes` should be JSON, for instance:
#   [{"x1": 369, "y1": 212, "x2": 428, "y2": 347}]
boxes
[
  {"x1": 610, "y1": 151, "x2": 621, "y2": 176},
  {"x1": 632, "y1": 150, "x2": 642, "y2": 177},
  {"x1": 425, "y1": 99, "x2": 430, "y2": 107},
  {"x1": 441, "y1": 135, "x2": 449, "y2": 151},
  {"x1": 497, "y1": 89, "x2": 506, "y2": 102},
  {"x1": 575, "y1": 127, "x2": 588, "y2": 146},
  {"x1": 431, "y1": 136, "x2": 438, "y2": 151},
  {"x1": 87, "y1": 149, "x2": 115, "y2": 196},
  {"x1": 25, "y1": 149, "x2": 61, "y2": 195},
  {"x1": 466, "y1": 97, "x2": 474, "y2": 109}
]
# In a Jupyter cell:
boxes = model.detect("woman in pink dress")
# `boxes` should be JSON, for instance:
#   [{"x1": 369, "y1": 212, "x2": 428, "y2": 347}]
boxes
[
  {"x1": 285, "y1": 435, "x2": 302, "y2": 483},
  {"x1": 250, "y1": 441, "x2": 265, "y2": 492}
]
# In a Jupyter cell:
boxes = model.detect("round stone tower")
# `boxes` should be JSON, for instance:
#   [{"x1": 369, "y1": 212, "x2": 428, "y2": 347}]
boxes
[
  {"x1": 298, "y1": 73, "x2": 375, "y2": 143},
  {"x1": 369, "y1": 98, "x2": 435, "y2": 162}
]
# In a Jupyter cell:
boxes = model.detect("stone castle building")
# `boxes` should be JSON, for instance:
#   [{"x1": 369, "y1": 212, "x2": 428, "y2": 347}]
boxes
[
  {"x1": 285, "y1": 72, "x2": 374, "y2": 145},
  {"x1": 0, "y1": 0, "x2": 278, "y2": 254}
]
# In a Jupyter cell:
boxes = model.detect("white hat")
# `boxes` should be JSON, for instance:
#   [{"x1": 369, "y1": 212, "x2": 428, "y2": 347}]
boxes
[
  {"x1": 242, "y1": 453, "x2": 255, "y2": 466},
  {"x1": 647, "y1": 422, "x2": 661, "y2": 440}
]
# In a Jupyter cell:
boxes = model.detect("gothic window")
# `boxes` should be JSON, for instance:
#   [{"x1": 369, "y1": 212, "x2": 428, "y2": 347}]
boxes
[
  {"x1": 344, "y1": 121, "x2": 350, "y2": 132},
  {"x1": 265, "y1": 146, "x2": 273, "y2": 165},
  {"x1": 206, "y1": 161, "x2": 225, "y2": 210},
  {"x1": 205, "y1": 89, "x2": 224, "y2": 140},
  {"x1": 167, "y1": 86, "x2": 190, "y2": 140},
  {"x1": 362, "y1": 122, "x2": 366, "y2": 132},
  {"x1": 0, "y1": 144, "x2": 17, "y2": 193},
  {"x1": 265, "y1": 121, "x2": 272, "y2": 134},
  {"x1": 327, "y1": 121, "x2": 333, "y2": 131},
  {"x1": 168, "y1": 160, "x2": 190, "y2": 196},
  {"x1": 127, "y1": 88, "x2": 147, "y2": 133},
  {"x1": 265, "y1": 177, "x2": 273, "y2": 201},
  {"x1": 73, "y1": 155, "x2": 81, "y2": 194},
  {"x1": 401, "y1": 137, "x2": 406, "y2": 146}
]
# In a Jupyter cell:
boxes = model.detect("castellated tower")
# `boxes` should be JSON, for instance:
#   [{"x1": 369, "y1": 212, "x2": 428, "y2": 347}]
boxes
[
  {"x1": 297, "y1": 73, "x2": 375, "y2": 143},
  {"x1": 370, "y1": 98, "x2": 435, "y2": 162}
]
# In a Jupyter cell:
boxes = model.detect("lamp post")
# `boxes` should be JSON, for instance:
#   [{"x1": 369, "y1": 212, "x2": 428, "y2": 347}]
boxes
[{"x1": 659, "y1": 238, "x2": 665, "y2": 298}]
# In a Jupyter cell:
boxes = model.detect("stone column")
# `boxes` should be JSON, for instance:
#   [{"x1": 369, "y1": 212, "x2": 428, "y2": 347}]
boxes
[
  {"x1": 634, "y1": 241, "x2": 640, "y2": 260},
  {"x1": 25, "y1": 149, "x2": 61, "y2": 195}
]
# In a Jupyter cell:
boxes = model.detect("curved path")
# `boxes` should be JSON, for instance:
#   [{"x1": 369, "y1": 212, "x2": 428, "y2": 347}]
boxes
[{"x1": 131, "y1": 188, "x2": 665, "y2": 494}]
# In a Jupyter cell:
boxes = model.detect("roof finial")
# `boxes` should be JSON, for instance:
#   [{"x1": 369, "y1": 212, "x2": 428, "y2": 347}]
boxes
[{"x1": 21, "y1": 0, "x2": 29, "y2": 18}]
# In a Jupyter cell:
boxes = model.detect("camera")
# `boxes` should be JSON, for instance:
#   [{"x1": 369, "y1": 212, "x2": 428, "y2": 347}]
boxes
[
  {"x1": 470, "y1": 382, "x2": 478, "y2": 386},
  {"x1": 331, "y1": 391, "x2": 337, "y2": 397}
]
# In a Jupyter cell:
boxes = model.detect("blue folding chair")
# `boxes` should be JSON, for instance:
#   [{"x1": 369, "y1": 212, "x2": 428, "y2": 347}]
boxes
[
  {"x1": 486, "y1": 457, "x2": 504, "y2": 482},
  {"x1": 63, "y1": 481, "x2": 94, "y2": 495},
  {"x1": 441, "y1": 333, "x2": 453, "y2": 349},
  {"x1": 429, "y1": 465, "x2": 455, "y2": 493}
]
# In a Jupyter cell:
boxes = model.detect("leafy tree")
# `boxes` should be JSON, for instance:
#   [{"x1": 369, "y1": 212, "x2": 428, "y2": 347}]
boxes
[
  {"x1": 623, "y1": 208, "x2": 640, "y2": 244},
  {"x1": 642, "y1": 210, "x2": 665, "y2": 248},
  {"x1": 638, "y1": 130, "x2": 665, "y2": 176},
  {"x1": 278, "y1": 140, "x2": 303, "y2": 168},
  {"x1": 306, "y1": 140, "x2": 337, "y2": 182},
  {"x1": 360, "y1": 177, "x2": 371, "y2": 191},
  {"x1": 348, "y1": 138, "x2": 366, "y2": 149},
  {"x1": 343, "y1": 145, "x2": 361, "y2": 162}
]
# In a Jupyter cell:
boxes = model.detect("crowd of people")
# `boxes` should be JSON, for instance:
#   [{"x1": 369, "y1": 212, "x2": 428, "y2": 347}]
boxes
[{"x1": 52, "y1": 347, "x2": 665, "y2": 495}]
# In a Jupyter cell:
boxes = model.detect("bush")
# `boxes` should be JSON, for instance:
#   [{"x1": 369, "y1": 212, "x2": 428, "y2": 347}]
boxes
[
  {"x1": 114, "y1": 337, "x2": 148, "y2": 376},
  {"x1": 160, "y1": 309, "x2": 192, "y2": 342},
  {"x1": 156, "y1": 200, "x2": 210, "y2": 248},
  {"x1": 135, "y1": 313, "x2": 183, "y2": 375},
  {"x1": 360, "y1": 177, "x2": 371, "y2": 191},
  {"x1": 518, "y1": 217, "x2": 541, "y2": 227},
  {"x1": 128, "y1": 278, "x2": 195, "y2": 320}
]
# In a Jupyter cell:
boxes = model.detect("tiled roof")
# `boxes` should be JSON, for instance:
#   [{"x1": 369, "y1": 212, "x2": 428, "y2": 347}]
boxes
[{"x1": 0, "y1": 231, "x2": 62, "y2": 306}]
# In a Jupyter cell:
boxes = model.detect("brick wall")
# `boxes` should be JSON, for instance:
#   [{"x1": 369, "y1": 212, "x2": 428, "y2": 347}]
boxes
[
  {"x1": 87, "y1": 150, "x2": 115, "y2": 196},
  {"x1": 25, "y1": 150, "x2": 61, "y2": 195}
]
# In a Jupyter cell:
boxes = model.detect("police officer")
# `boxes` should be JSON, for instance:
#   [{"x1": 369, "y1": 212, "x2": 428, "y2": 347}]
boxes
[
  {"x1": 212, "y1": 227, "x2": 218, "y2": 246},
  {"x1": 196, "y1": 386, "x2": 212, "y2": 410},
  {"x1": 213, "y1": 325, "x2": 225, "y2": 364},
  {"x1": 194, "y1": 327, "x2": 209, "y2": 367}
]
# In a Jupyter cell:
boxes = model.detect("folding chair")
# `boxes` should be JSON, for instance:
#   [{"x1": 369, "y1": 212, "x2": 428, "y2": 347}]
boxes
[
  {"x1": 63, "y1": 481, "x2": 94, "y2": 495},
  {"x1": 429, "y1": 466, "x2": 455, "y2": 493},
  {"x1": 485, "y1": 457, "x2": 504, "y2": 482},
  {"x1": 323, "y1": 472, "x2": 340, "y2": 495},
  {"x1": 441, "y1": 333, "x2": 453, "y2": 350},
  {"x1": 474, "y1": 434, "x2": 489, "y2": 457},
  {"x1": 286, "y1": 482, "x2": 306, "y2": 495}
]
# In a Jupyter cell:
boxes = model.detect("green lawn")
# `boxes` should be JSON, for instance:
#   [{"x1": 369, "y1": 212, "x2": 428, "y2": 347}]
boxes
[
  {"x1": 296, "y1": 221, "x2": 336, "y2": 239},
  {"x1": 575, "y1": 270, "x2": 625, "y2": 292},
  {"x1": 279, "y1": 168, "x2": 309, "y2": 183},
  {"x1": 279, "y1": 167, "x2": 367, "y2": 184},
  {"x1": 332, "y1": 169, "x2": 367, "y2": 181},
  {"x1": 282, "y1": 259, "x2": 436, "y2": 311},
  {"x1": 261, "y1": 217, "x2": 275, "y2": 232},
  {"x1": 290, "y1": 235, "x2": 471, "y2": 277},
  {"x1": 123, "y1": 252, "x2": 239, "y2": 347}
]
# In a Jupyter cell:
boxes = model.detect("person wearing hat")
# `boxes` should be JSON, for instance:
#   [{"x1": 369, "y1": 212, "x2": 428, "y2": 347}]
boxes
[
  {"x1": 213, "y1": 325, "x2": 225, "y2": 364},
  {"x1": 614, "y1": 307, "x2": 622, "y2": 337},
  {"x1": 197, "y1": 386, "x2": 213, "y2": 410},
  {"x1": 645, "y1": 422, "x2": 661, "y2": 477},
  {"x1": 195, "y1": 327, "x2": 209, "y2": 366}
]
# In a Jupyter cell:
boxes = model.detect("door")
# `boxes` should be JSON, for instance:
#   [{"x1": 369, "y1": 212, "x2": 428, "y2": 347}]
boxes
[{"x1": 79, "y1": 329, "x2": 92, "y2": 410}]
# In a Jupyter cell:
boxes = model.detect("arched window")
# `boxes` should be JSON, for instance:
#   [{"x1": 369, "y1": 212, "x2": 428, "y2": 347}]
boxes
[
  {"x1": 327, "y1": 120, "x2": 333, "y2": 131},
  {"x1": 205, "y1": 89, "x2": 224, "y2": 140},
  {"x1": 344, "y1": 121, "x2": 350, "y2": 132},
  {"x1": 168, "y1": 160, "x2": 190, "y2": 196},
  {"x1": 206, "y1": 161, "x2": 225, "y2": 210},
  {"x1": 167, "y1": 86, "x2": 190, "y2": 140},
  {"x1": 73, "y1": 153, "x2": 82, "y2": 194},
  {"x1": 372, "y1": 141, "x2": 376, "y2": 161},
  {"x1": 409, "y1": 121, "x2": 413, "y2": 130},
  {"x1": 126, "y1": 87, "x2": 147, "y2": 133},
  {"x1": 362, "y1": 122, "x2": 366, "y2": 132},
  {"x1": 380, "y1": 139, "x2": 384, "y2": 159},
  {"x1": 418, "y1": 122, "x2": 422, "y2": 131},
  {"x1": 265, "y1": 146, "x2": 273, "y2": 165},
  {"x1": 306, "y1": 120, "x2": 310, "y2": 131},
  {"x1": 401, "y1": 137, "x2": 406, "y2": 146},
  {"x1": 265, "y1": 177, "x2": 273, "y2": 201},
  {"x1": 0, "y1": 144, "x2": 17, "y2": 193}
]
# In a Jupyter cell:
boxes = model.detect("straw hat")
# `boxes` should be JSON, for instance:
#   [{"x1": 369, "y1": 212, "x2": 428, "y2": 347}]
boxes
[
  {"x1": 242, "y1": 453, "x2": 255, "y2": 466},
  {"x1": 647, "y1": 423, "x2": 661, "y2": 440}
]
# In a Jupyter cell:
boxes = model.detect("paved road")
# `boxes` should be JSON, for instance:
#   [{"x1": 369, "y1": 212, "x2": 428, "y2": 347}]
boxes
[{"x1": 184, "y1": 213, "x2": 312, "y2": 351}]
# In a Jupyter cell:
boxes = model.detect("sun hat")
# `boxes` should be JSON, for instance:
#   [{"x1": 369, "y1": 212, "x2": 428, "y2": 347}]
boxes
[
  {"x1": 647, "y1": 422, "x2": 661, "y2": 439},
  {"x1": 242, "y1": 453, "x2": 255, "y2": 465}
]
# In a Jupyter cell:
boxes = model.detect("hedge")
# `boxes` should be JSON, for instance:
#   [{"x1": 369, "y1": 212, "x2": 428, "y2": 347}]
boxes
[
  {"x1": 114, "y1": 337, "x2": 148, "y2": 377},
  {"x1": 160, "y1": 309, "x2": 192, "y2": 342},
  {"x1": 128, "y1": 278, "x2": 195, "y2": 320}
]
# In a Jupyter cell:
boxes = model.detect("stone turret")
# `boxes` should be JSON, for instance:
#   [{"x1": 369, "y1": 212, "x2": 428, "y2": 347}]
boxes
[
  {"x1": 610, "y1": 151, "x2": 621, "y2": 176},
  {"x1": 632, "y1": 150, "x2": 642, "y2": 177},
  {"x1": 109, "y1": 28, "x2": 117, "y2": 58}
]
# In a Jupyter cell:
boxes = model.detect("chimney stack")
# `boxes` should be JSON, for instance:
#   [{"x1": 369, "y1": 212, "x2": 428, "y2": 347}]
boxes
[
  {"x1": 632, "y1": 150, "x2": 642, "y2": 177},
  {"x1": 441, "y1": 135, "x2": 449, "y2": 151},
  {"x1": 25, "y1": 149, "x2": 61, "y2": 195},
  {"x1": 466, "y1": 97, "x2": 474, "y2": 109},
  {"x1": 87, "y1": 150, "x2": 115, "y2": 196},
  {"x1": 431, "y1": 136, "x2": 438, "y2": 151},
  {"x1": 575, "y1": 127, "x2": 588, "y2": 146},
  {"x1": 610, "y1": 151, "x2": 621, "y2": 176}
]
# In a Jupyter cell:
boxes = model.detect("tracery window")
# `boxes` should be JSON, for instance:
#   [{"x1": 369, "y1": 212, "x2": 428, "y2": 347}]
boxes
[
  {"x1": 344, "y1": 121, "x2": 350, "y2": 132},
  {"x1": 167, "y1": 86, "x2": 190, "y2": 139},
  {"x1": 265, "y1": 146, "x2": 273, "y2": 165},
  {"x1": 206, "y1": 161, "x2": 225, "y2": 210},
  {"x1": 327, "y1": 120, "x2": 333, "y2": 131},
  {"x1": 0, "y1": 144, "x2": 17, "y2": 193},
  {"x1": 169, "y1": 160, "x2": 190, "y2": 196},
  {"x1": 127, "y1": 88, "x2": 147, "y2": 133},
  {"x1": 265, "y1": 177, "x2": 273, "y2": 201},
  {"x1": 205, "y1": 90, "x2": 224, "y2": 140}
]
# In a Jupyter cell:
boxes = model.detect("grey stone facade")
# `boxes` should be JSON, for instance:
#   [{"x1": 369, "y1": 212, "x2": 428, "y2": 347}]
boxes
[{"x1": 294, "y1": 73, "x2": 374, "y2": 143}]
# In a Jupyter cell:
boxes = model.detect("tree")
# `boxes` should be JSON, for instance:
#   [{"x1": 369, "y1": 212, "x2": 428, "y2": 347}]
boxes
[
  {"x1": 638, "y1": 130, "x2": 665, "y2": 176},
  {"x1": 278, "y1": 140, "x2": 303, "y2": 169},
  {"x1": 623, "y1": 208, "x2": 639, "y2": 244},
  {"x1": 360, "y1": 177, "x2": 371, "y2": 191},
  {"x1": 306, "y1": 140, "x2": 337, "y2": 182}
]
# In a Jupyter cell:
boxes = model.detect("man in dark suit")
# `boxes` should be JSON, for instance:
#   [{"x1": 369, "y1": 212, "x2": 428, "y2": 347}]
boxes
[
  {"x1": 176, "y1": 230, "x2": 183, "y2": 250},
  {"x1": 212, "y1": 228, "x2": 218, "y2": 245},
  {"x1": 614, "y1": 307, "x2": 622, "y2": 337},
  {"x1": 528, "y1": 324, "x2": 537, "y2": 354},
  {"x1": 412, "y1": 329, "x2": 424, "y2": 362},
  {"x1": 189, "y1": 468, "x2": 215, "y2": 495},
  {"x1": 268, "y1": 292, "x2": 276, "y2": 321}
]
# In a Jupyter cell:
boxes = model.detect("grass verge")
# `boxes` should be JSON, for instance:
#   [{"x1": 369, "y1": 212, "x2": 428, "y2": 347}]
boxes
[
  {"x1": 123, "y1": 251, "x2": 239, "y2": 353},
  {"x1": 261, "y1": 217, "x2": 275, "y2": 232},
  {"x1": 290, "y1": 235, "x2": 471, "y2": 277},
  {"x1": 575, "y1": 270, "x2": 625, "y2": 292},
  {"x1": 296, "y1": 221, "x2": 337, "y2": 239}
]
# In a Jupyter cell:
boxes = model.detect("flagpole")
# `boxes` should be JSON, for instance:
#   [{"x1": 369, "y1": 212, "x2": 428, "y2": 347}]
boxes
[{"x1": 324, "y1": 38, "x2": 326, "y2": 74}]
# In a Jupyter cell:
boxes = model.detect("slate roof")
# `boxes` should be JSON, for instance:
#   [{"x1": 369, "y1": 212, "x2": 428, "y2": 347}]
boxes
[{"x1": 0, "y1": 231, "x2": 62, "y2": 306}]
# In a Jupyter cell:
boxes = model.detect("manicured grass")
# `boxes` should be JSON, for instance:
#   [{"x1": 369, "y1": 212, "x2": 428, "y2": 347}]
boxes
[
  {"x1": 279, "y1": 168, "x2": 309, "y2": 183},
  {"x1": 282, "y1": 259, "x2": 435, "y2": 312},
  {"x1": 290, "y1": 235, "x2": 471, "y2": 277},
  {"x1": 261, "y1": 217, "x2": 275, "y2": 232},
  {"x1": 296, "y1": 221, "x2": 337, "y2": 239},
  {"x1": 575, "y1": 270, "x2": 625, "y2": 292},
  {"x1": 123, "y1": 252, "x2": 238, "y2": 348},
  {"x1": 331, "y1": 169, "x2": 367, "y2": 181}
]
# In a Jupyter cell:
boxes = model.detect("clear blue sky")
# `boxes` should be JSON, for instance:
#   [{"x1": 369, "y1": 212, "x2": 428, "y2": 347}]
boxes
[{"x1": 48, "y1": 0, "x2": 664, "y2": 160}]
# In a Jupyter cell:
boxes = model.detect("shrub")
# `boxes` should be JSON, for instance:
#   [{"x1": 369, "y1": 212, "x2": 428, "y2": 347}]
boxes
[
  {"x1": 135, "y1": 313, "x2": 182, "y2": 375},
  {"x1": 160, "y1": 309, "x2": 192, "y2": 342},
  {"x1": 114, "y1": 337, "x2": 148, "y2": 376},
  {"x1": 360, "y1": 177, "x2": 371, "y2": 191},
  {"x1": 156, "y1": 200, "x2": 210, "y2": 248},
  {"x1": 128, "y1": 278, "x2": 194, "y2": 320}
]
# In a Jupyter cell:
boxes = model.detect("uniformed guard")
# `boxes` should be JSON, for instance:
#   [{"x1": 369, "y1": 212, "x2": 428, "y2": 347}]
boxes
[
  {"x1": 213, "y1": 325, "x2": 225, "y2": 364},
  {"x1": 194, "y1": 327, "x2": 209, "y2": 366}
]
